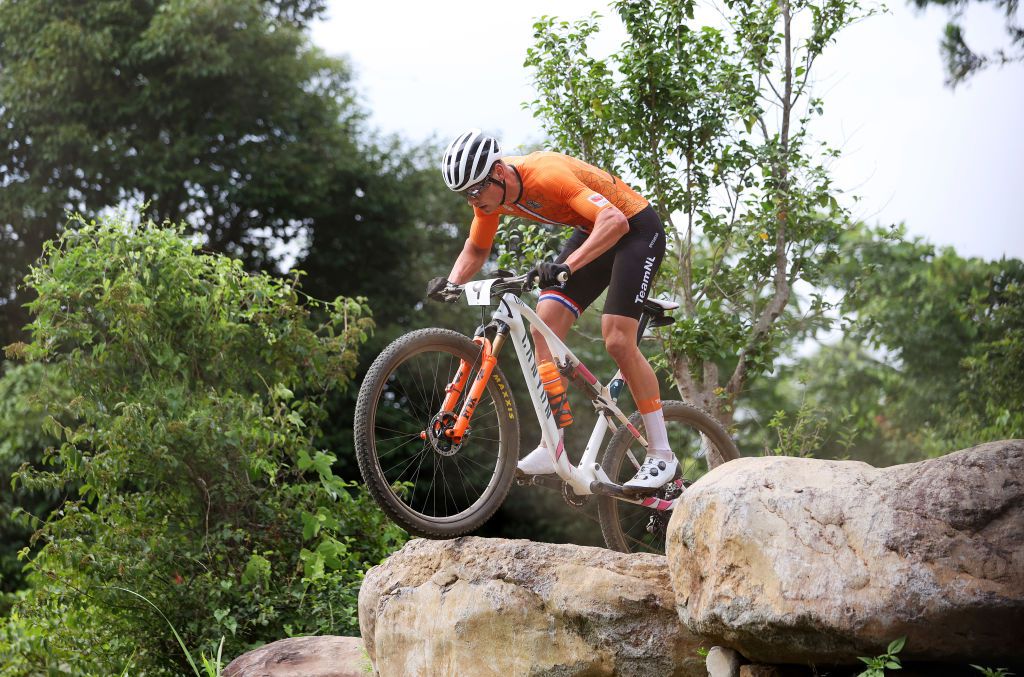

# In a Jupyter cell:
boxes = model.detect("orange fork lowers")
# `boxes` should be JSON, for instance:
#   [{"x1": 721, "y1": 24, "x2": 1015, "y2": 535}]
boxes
[
  {"x1": 420, "y1": 334, "x2": 504, "y2": 445},
  {"x1": 440, "y1": 355, "x2": 473, "y2": 414},
  {"x1": 441, "y1": 335, "x2": 501, "y2": 444},
  {"x1": 449, "y1": 335, "x2": 500, "y2": 442},
  {"x1": 419, "y1": 350, "x2": 474, "y2": 443}
]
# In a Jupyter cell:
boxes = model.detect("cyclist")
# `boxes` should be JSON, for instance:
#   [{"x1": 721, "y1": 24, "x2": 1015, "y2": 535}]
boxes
[{"x1": 427, "y1": 128, "x2": 675, "y2": 491}]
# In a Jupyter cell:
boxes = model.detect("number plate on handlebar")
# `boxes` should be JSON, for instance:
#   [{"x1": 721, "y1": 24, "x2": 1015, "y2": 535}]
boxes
[{"x1": 464, "y1": 279, "x2": 496, "y2": 306}]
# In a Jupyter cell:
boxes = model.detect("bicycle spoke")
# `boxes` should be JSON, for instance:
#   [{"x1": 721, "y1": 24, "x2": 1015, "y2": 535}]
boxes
[
  {"x1": 357, "y1": 330, "x2": 518, "y2": 534},
  {"x1": 382, "y1": 443, "x2": 430, "y2": 482},
  {"x1": 598, "y1": 402, "x2": 739, "y2": 554}
]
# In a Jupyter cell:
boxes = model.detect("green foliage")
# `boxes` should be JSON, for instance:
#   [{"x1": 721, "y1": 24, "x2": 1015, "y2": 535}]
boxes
[
  {"x1": 298, "y1": 137, "x2": 469, "y2": 331},
  {"x1": 909, "y1": 0, "x2": 1023, "y2": 87},
  {"x1": 0, "y1": 363, "x2": 69, "y2": 597},
  {"x1": 857, "y1": 636, "x2": 905, "y2": 676},
  {"x1": 525, "y1": 0, "x2": 869, "y2": 424},
  {"x1": 763, "y1": 384, "x2": 855, "y2": 457},
  {"x1": 107, "y1": 587, "x2": 224, "y2": 677},
  {"x1": 494, "y1": 221, "x2": 564, "y2": 272},
  {"x1": 0, "y1": 214, "x2": 405, "y2": 675},
  {"x1": 824, "y1": 224, "x2": 1024, "y2": 458},
  {"x1": 971, "y1": 666, "x2": 1015, "y2": 677},
  {"x1": 0, "y1": 0, "x2": 363, "y2": 351},
  {"x1": 740, "y1": 338, "x2": 893, "y2": 463},
  {"x1": 743, "y1": 224, "x2": 1023, "y2": 465}
]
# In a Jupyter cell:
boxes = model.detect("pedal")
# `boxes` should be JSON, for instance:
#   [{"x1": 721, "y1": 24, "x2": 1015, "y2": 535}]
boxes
[
  {"x1": 515, "y1": 470, "x2": 561, "y2": 491},
  {"x1": 620, "y1": 484, "x2": 662, "y2": 499},
  {"x1": 589, "y1": 480, "x2": 633, "y2": 499},
  {"x1": 589, "y1": 479, "x2": 670, "y2": 500}
]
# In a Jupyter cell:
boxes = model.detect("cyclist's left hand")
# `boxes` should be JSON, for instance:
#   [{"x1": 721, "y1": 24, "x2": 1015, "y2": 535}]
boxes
[
  {"x1": 526, "y1": 261, "x2": 571, "y2": 290},
  {"x1": 426, "y1": 276, "x2": 459, "y2": 303}
]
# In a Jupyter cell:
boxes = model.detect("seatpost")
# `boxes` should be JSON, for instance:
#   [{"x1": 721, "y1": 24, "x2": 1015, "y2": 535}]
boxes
[{"x1": 635, "y1": 312, "x2": 651, "y2": 343}]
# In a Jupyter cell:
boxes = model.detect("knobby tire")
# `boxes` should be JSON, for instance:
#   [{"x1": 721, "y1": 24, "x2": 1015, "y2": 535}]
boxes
[
  {"x1": 354, "y1": 328, "x2": 519, "y2": 538},
  {"x1": 597, "y1": 401, "x2": 740, "y2": 554}
]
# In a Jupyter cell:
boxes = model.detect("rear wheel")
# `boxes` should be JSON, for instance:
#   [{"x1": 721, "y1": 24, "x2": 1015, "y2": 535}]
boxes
[
  {"x1": 354, "y1": 328, "x2": 519, "y2": 538},
  {"x1": 597, "y1": 400, "x2": 739, "y2": 554}
]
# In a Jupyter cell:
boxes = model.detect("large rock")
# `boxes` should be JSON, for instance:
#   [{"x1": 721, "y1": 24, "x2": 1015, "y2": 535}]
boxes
[
  {"x1": 223, "y1": 636, "x2": 368, "y2": 676},
  {"x1": 667, "y1": 440, "x2": 1024, "y2": 665},
  {"x1": 358, "y1": 537, "x2": 706, "y2": 676}
]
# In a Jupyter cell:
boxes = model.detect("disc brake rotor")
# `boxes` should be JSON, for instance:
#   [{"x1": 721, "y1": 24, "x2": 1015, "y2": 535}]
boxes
[{"x1": 424, "y1": 412, "x2": 463, "y2": 456}]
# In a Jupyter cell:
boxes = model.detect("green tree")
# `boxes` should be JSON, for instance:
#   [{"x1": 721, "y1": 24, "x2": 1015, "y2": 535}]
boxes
[
  {"x1": 743, "y1": 224, "x2": 1023, "y2": 466},
  {"x1": 525, "y1": 0, "x2": 866, "y2": 425},
  {"x1": 824, "y1": 224, "x2": 1024, "y2": 457},
  {"x1": 299, "y1": 138, "x2": 469, "y2": 333},
  {"x1": 0, "y1": 215, "x2": 404, "y2": 675},
  {"x1": 0, "y1": 0, "x2": 362, "y2": 351},
  {"x1": 909, "y1": 0, "x2": 1023, "y2": 86},
  {"x1": 0, "y1": 0, "x2": 464, "y2": 505}
]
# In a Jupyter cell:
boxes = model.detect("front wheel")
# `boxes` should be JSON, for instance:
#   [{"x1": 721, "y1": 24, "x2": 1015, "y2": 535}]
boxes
[
  {"x1": 597, "y1": 401, "x2": 740, "y2": 554},
  {"x1": 354, "y1": 328, "x2": 519, "y2": 538}
]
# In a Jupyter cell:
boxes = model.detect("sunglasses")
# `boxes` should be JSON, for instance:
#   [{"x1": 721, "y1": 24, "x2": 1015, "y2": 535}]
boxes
[{"x1": 461, "y1": 177, "x2": 495, "y2": 200}]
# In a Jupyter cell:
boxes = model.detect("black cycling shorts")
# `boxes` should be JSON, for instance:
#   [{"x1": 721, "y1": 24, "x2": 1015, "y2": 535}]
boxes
[{"x1": 539, "y1": 205, "x2": 666, "y2": 320}]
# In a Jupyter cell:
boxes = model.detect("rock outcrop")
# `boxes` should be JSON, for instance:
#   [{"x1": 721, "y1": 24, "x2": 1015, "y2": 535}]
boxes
[
  {"x1": 223, "y1": 636, "x2": 368, "y2": 677},
  {"x1": 667, "y1": 440, "x2": 1024, "y2": 665},
  {"x1": 358, "y1": 537, "x2": 707, "y2": 676}
]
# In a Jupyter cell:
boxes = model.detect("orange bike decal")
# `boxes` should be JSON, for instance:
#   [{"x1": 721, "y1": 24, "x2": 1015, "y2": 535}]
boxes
[{"x1": 450, "y1": 336, "x2": 497, "y2": 442}]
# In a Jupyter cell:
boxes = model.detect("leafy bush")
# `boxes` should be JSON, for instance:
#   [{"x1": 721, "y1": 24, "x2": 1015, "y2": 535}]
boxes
[
  {"x1": 0, "y1": 363, "x2": 68, "y2": 599},
  {"x1": 0, "y1": 215, "x2": 405, "y2": 675}
]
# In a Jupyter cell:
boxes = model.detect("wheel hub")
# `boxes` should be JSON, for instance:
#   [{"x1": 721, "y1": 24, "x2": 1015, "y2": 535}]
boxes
[{"x1": 424, "y1": 412, "x2": 463, "y2": 456}]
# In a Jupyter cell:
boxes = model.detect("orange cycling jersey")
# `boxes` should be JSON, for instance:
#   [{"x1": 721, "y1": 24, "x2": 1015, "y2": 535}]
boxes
[{"x1": 468, "y1": 152, "x2": 648, "y2": 249}]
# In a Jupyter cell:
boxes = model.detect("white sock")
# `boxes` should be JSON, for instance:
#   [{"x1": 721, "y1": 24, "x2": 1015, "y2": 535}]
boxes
[{"x1": 641, "y1": 408, "x2": 673, "y2": 461}]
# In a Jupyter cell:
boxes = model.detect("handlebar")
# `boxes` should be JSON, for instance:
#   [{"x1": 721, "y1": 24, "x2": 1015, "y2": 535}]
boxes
[
  {"x1": 472, "y1": 272, "x2": 533, "y2": 297},
  {"x1": 436, "y1": 269, "x2": 569, "y2": 304}
]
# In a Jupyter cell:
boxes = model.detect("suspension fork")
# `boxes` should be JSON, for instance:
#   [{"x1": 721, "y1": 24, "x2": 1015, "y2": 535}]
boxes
[{"x1": 445, "y1": 329, "x2": 508, "y2": 443}]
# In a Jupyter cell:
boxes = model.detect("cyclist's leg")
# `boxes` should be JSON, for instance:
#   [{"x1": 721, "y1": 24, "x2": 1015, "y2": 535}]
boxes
[
  {"x1": 520, "y1": 232, "x2": 612, "y2": 474},
  {"x1": 530, "y1": 229, "x2": 607, "y2": 364},
  {"x1": 602, "y1": 313, "x2": 670, "y2": 447},
  {"x1": 600, "y1": 207, "x2": 673, "y2": 489},
  {"x1": 531, "y1": 301, "x2": 576, "y2": 366}
]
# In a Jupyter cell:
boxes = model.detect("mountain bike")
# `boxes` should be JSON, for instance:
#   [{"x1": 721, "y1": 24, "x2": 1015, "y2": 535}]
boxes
[{"x1": 353, "y1": 272, "x2": 740, "y2": 554}]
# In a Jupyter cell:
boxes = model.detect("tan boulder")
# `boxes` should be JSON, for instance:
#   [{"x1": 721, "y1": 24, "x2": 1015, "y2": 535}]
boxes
[
  {"x1": 358, "y1": 536, "x2": 707, "y2": 676},
  {"x1": 667, "y1": 440, "x2": 1024, "y2": 665},
  {"x1": 223, "y1": 635, "x2": 369, "y2": 676}
]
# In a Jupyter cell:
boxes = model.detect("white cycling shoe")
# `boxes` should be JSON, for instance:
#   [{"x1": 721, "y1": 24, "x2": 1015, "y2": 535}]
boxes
[
  {"x1": 623, "y1": 454, "x2": 678, "y2": 491},
  {"x1": 517, "y1": 440, "x2": 561, "y2": 475}
]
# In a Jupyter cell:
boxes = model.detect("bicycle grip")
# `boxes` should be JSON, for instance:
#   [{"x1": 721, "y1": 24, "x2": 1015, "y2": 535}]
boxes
[{"x1": 557, "y1": 271, "x2": 569, "y2": 283}]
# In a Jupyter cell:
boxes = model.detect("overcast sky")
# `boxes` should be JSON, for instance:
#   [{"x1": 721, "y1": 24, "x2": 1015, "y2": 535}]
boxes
[{"x1": 310, "y1": 0, "x2": 1023, "y2": 261}]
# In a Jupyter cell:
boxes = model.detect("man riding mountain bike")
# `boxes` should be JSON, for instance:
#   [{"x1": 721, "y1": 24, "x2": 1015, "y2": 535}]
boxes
[{"x1": 427, "y1": 128, "x2": 674, "y2": 491}]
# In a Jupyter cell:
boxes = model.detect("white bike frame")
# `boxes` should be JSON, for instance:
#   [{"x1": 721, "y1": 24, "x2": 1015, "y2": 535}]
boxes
[{"x1": 462, "y1": 277, "x2": 678, "y2": 512}]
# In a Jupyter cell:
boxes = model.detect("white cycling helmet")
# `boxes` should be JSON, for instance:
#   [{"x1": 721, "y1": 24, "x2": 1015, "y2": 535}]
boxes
[{"x1": 441, "y1": 128, "x2": 502, "y2": 192}]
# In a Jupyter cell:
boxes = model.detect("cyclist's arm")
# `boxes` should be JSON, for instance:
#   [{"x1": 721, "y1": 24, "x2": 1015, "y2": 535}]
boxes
[
  {"x1": 448, "y1": 239, "x2": 489, "y2": 284},
  {"x1": 448, "y1": 210, "x2": 498, "y2": 284},
  {"x1": 560, "y1": 194, "x2": 629, "y2": 273}
]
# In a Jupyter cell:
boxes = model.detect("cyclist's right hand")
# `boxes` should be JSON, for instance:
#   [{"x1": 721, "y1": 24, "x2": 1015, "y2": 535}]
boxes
[
  {"x1": 426, "y1": 276, "x2": 460, "y2": 303},
  {"x1": 525, "y1": 261, "x2": 571, "y2": 290}
]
